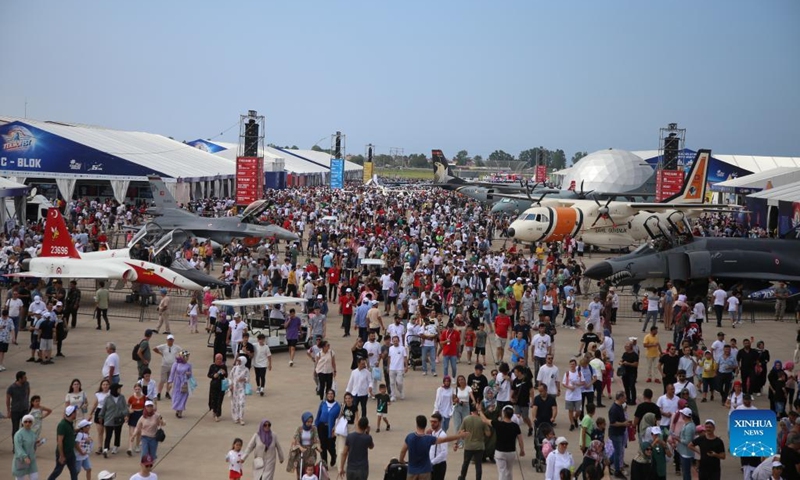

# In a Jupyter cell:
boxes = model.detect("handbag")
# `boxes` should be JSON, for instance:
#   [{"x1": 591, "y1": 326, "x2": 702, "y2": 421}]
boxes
[
  {"x1": 245, "y1": 383, "x2": 253, "y2": 396},
  {"x1": 253, "y1": 457, "x2": 265, "y2": 470},
  {"x1": 155, "y1": 428, "x2": 166, "y2": 443},
  {"x1": 221, "y1": 379, "x2": 230, "y2": 392},
  {"x1": 616, "y1": 366, "x2": 625, "y2": 378},
  {"x1": 180, "y1": 382, "x2": 189, "y2": 394},
  {"x1": 334, "y1": 416, "x2": 349, "y2": 437}
]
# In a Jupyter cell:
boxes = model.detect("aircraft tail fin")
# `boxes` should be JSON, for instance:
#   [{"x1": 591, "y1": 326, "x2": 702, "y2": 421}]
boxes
[
  {"x1": 41, "y1": 208, "x2": 81, "y2": 258},
  {"x1": 148, "y1": 176, "x2": 178, "y2": 211},
  {"x1": 663, "y1": 149, "x2": 711, "y2": 204},
  {"x1": 431, "y1": 149, "x2": 465, "y2": 185}
]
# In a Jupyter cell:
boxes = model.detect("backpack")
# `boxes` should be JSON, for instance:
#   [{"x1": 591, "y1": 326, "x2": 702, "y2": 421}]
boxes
[{"x1": 132, "y1": 340, "x2": 144, "y2": 361}]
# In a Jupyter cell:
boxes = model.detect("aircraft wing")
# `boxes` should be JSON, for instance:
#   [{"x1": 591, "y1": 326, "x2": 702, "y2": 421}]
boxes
[
  {"x1": 6, "y1": 272, "x2": 113, "y2": 279},
  {"x1": 623, "y1": 202, "x2": 735, "y2": 210},
  {"x1": 713, "y1": 272, "x2": 800, "y2": 282}
]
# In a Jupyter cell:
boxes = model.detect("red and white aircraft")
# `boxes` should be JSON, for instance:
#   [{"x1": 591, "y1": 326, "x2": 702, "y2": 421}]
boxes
[{"x1": 11, "y1": 208, "x2": 204, "y2": 290}]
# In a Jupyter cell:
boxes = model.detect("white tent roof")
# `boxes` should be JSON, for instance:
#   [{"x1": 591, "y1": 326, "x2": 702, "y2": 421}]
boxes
[
  {"x1": 712, "y1": 166, "x2": 800, "y2": 193},
  {"x1": 747, "y1": 181, "x2": 800, "y2": 206},
  {"x1": 275, "y1": 148, "x2": 363, "y2": 172},
  {"x1": 632, "y1": 150, "x2": 800, "y2": 174},
  {"x1": 207, "y1": 142, "x2": 330, "y2": 174},
  {"x1": 0, "y1": 116, "x2": 234, "y2": 180}
]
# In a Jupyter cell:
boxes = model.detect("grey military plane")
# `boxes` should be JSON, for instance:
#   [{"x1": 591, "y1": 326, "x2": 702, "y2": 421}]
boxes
[
  {"x1": 584, "y1": 237, "x2": 800, "y2": 293},
  {"x1": 147, "y1": 176, "x2": 299, "y2": 246}
]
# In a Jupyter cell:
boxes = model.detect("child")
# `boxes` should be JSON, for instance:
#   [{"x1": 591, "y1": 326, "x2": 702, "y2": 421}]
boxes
[
  {"x1": 508, "y1": 330, "x2": 528, "y2": 364},
  {"x1": 187, "y1": 299, "x2": 199, "y2": 334},
  {"x1": 226, "y1": 437, "x2": 244, "y2": 479},
  {"x1": 301, "y1": 464, "x2": 318, "y2": 480},
  {"x1": 464, "y1": 326, "x2": 476, "y2": 365},
  {"x1": 137, "y1": 368, "x2": 158, "y2": 404},
  {"x1": 579, "y1": 403, "x2": 596, "y2": 454},
  {"x1": 375, "y1": 383, "x2": 391, "y2": 432},
  {"x1": 700, "y1": 350, "x2": 717, "y2": 402},
  {"x1": 74, "y1": 419, "x2": 93, "y2": 480},
  {"x1": 28, "y1": 395, "x2": 52, "y2": 440},
  {"x1": 474, "y1": 324, "x2": 488, "y2": 365}
]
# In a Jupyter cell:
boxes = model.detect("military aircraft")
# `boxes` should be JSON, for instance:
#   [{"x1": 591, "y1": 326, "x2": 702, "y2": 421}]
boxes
[
  {"x1": 505, "y1": 150, "x2": 725, "y2": 250},
  {"x1": 10, "y1": 208, "x2": 217, "y2": 290},
  {"x1": 147, "y1": 176, "x2": 299, "y2": 246},
  {"x1": 583, "y1": 237, "x2": 800, "y2": 294}
]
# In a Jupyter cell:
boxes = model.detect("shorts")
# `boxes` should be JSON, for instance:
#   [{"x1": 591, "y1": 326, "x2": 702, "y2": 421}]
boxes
[
  {"x1": 377, "y1": 411, "x2": 388, "y2": 418},
  {"x1": 161, "y1": 365, "x2": 172, "y2": 383},
  {"x1": 514, "y1": 405, "x2": 530, "y2": 418},
  {"x1": 229, "y1": 470, "x2": 242, "y2": 479},
  {"x1": 76, "y1": 457, "x2": 92, "y2": 472},
  {"x1": 94, "y1": 409, "x2": 103, "y2": 425},
  {"x1": 465, "y1": 346, "x2": 474, "y2": 352},
  {"x1": 287, "y1": 339, "x2": 298, "y2": 347},
  {"x1": 565, "y1": 400, "x2": 582, "y2": 411},
  {"x1": 495, "y1": 336, "x2": 507, "y2": 349},
  {"x1": 0, "y1": 342, "x2": 8, "y2": 353},
  {"x1": 128, "y1": 409, "x2": 143, "y2": 427},
  {"x1": 475, "y1": 347, "x2": 485, "y2": 355},
  {"x1": 39, "y1": 338, "x2": 53, "y2": 351}
]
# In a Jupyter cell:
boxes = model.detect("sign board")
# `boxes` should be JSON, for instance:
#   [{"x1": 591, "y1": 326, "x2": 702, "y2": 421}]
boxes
[
  {"x1": 535, "y1": 165, "x2": 547, "y2": 183},
  {"x1": 362, "y1": 161, "x2": 374, "y2": 184},
  {"x1": 236, "y1": 156, "x2": 263, "y2": 205},
  {"x1": 728, "y1": 409, "x2": 777, "y2": 457},
  {"x1": 330, "y1": 158, "x2": 344, "y2": 189},
  {"x1": 655, "y1": 169, "x2": 684, "y2": 202}
]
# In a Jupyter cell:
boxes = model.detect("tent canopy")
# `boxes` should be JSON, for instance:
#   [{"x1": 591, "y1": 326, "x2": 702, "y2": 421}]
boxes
[
  {"x1": 711, "y1": 166, "x2": 800, "y2": 194},
  {"x1": 747, "y1": 181, "x2": 800, "y2": 206},
  {"x1": 0, "y1": 177, "x2": 29, "y2": 197}
]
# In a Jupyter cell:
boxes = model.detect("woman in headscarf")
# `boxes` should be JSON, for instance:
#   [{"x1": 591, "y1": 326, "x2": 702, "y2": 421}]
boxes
[
  {"x1": 101, "y1": 382, "x2": 129, "y2": 457},
  {"x1": 630, "y1": 440, "x2": 654, "y2": 480},
  {"x1": 13, "y1": 414, "x2": 40, "y2": 480},
  {"x1": 288, "y1": 412, "x2": 320, "y2": 479},
  {"x1": 481, "y1": 385, "x2": 499, "y2": 463},
  {"x1": 207, "y1": 353, "x2": 228, "y2": 422},
  {"x1": 133, "y1": 400, "x2": 165, "y2": 462},
  {"x1": 637, "y1": 412, "x2": 657, "y2": 447},
  {"x1": 574, "y1": 439, "x2": 604, "y2": 480},
  {"x1": 243, "y1": 419, "x2": 285, "y2": 480},
  {"x1": 314, "y1": 389, "x2": 341, "y2": 466},
  {"x1": 768, "y1": 360, "x2": 788, "y2": 415},
  {"x1": 168, "y1": 350, "x2": 193, "y2": 419},
  {"x1": 230, "y1": 355, "x2": 250, "y2": 425}
]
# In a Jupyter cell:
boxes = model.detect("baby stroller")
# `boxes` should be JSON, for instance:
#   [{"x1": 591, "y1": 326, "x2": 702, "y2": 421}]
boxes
[
  {"x1": 531, "y1": 422, "x2": 554, "y2": 472},
  {"x1": 407, "y1": 334, "x2": 422, "y2": 370},
  {"x1": 684, "y1": 321, "x2": 704, "y2": 349},
  {"x1": 384, "y1": 458, "x2": 408, "y2": 480}
]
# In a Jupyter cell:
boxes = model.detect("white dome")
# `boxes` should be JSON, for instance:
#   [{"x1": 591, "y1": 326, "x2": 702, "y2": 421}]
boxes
[{"x1": 562, "y1": 149, "x2": 653, "y2": 193}]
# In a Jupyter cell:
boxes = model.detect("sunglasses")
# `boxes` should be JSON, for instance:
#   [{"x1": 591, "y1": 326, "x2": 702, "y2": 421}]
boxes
[{"x1": 23, "y1": 420, "x2": 33, "y2": 424}]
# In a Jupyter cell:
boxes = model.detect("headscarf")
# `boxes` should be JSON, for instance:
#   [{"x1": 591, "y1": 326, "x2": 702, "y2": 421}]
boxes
[
  {"x1": 482, "y1": 386, "x2": 496, "y2": 411},
  {"x1": 772, "y1": 360, "x2": 783, "y2": 372},
  {"x1": 214, "y1": 353, "x2": 224, "y2": 366},
  {"x1": 21, "y1": 414, "x2": 35, "y2": 425},
  {"x1": 301, "y1": 412, "x2": 313, "y2": 431},
  {"x1": 258, "y1": 419, "x2": 273, "y2": 449},
  {"x1": 638, "y1": 412, "x2": 657, "y2": 440},
  {"x1": 237, "y1": 355, "x2": 248, "y2": 367},
  {"x1": 585, "y1": 439, "x2": 603, "y2": 462}
]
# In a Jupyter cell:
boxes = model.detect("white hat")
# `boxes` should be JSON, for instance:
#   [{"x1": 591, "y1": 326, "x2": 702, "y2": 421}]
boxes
[
  {"x1": 650, "y1": 426, "x2": 662, "y2": 436},
  {"x1": 56, "y1": 301, "x2": 63, "y2": 307},
  {"x1": 65, "y1": 405, "x2": 77, "y2": 416},
  {"x1": 97, "y1": 471, "x2": 117, "y2": 479},
  {"x1": 371, "y1": 300, "x2": 379, "y2": 305},
  {"x1": 77, "y1": 419, "x2": 92, "y2": 429},
  {"x1": 628, "y1": 337, "x2": 637, "y2": 342},
  {"x1": 145, "y1": 400, "x2": 155, "y2": 407},
  {"x1": 555, "y1": 436, "x2": 568, "y2": 445},
  {"x1": 772, "y1": 461, "x2": 784, "y2": 468},
  {"x1": 34, "y1": 295, "x2": 41, "y2": 301},
  {"x1": 317, "y1": 294, "x2": 323, "y2": 299},
  {"x1": 704, "y1": 419, "x2": 716, "y2": 426},
  {"x1": 346, "y1": 288, "x2": 352, "y2": 292},
  {"x1": 167, "y1": 334, "x2": 175, "y2": 340},
  {"x1": 680, "y1": 407, "x2": 693, "y2": 417}
]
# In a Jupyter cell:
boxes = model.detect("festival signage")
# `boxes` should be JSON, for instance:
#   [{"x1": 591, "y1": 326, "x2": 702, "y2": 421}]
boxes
[
  {"x1": 535, "y1": 165, "x2": 547, "y2": 183},
  {"x1": 330, "y1": 158, "x2": 344, "y2": 189},
  {"x1": 655, "y1": 169, "x2": 684, "y2": 202},
  {"x1": 236, "y1": 156, "x2": 263, "y2": 205},
  {"x1": 728, "y1": 409, "x2": 777, "y2": 457},
  {"x1": 362, "y1": 161, "x2": 374, "y2": 184}
]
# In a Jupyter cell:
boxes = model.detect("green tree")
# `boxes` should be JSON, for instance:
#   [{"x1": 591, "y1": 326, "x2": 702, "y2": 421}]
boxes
[
  {"x1": 488, "y1": 150, "x2": 515, "y2": 164},
  {"x1": 374, "y1": 154, "x2": 394, "y2": 167},
  {"x1": 311, "y1": 145, "x2": 324, "y2": 152},
  {"x1": 348, "y1": 154, "x2": 365, "y2": 166},
  {"x1": 455, "y1": 150, "x2": 470, "y2": 166},
  {"x1": 571, "y1": 151, "x2": 588, "y2": 165},
  {"x1": 473, "y1": 155, "x2": 484, "y2": 167},
  {"x1": 408, "y1": 153, "x2": 429, "y2": 168},
  {"x1": 550, "y1": 149, "x2": 567, "y2": 170},
  {"x1": 518, "y1": 148, "x2": 539, "y2": 167}
]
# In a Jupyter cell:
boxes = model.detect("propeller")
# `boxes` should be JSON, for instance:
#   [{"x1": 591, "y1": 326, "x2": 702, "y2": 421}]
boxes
[
  {"x1": 591, "y1": 195, "x2": 616, "y2": 227},
  {"x1": 576, "y1": 180, "x2": 594, "y2": 199}
]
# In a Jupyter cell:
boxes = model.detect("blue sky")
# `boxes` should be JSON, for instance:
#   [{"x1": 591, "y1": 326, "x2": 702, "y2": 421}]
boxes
[{"x1": 1, "y1": 1, "x2": 797, "y2": 160}]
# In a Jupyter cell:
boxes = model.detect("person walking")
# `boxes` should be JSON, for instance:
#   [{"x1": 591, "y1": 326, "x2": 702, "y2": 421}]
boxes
[
  {"x1": 230, "y1": 355, "x2": 249, "y2": 425},
  {"x1": 207, "y1": 353, "x2": 228, "y2": 422},
  {"x1": 155, "y1": 289, "x2": 171, "y2": 335},
  {"x1": 456, "y1": 404, "x2": 490, "y2": 480},
  {"x1": 101, "y1": 343, "x2": 121, "y2": 385},
  {"x1": 126, "y1": 384, "x2": 146, "y2": 456},
  {"x1": 13, "y1": 413, "x2": 41, "y2": 480},
  {"x1": 135, "y1": 330, "x2": 153, "y2": 380},
  {"x1": 168, "y1": 350, "x2": 193, "y2": 419},
  {"x1": 345, "y1": 357, "x2": 372, "y2": 419},
  {"x1": 7, "y1": 370, "x2": 31, "y2": 445},
  {"x1": 608, "y1": 391, "x2": 630, "y2": 479},
  {"x1": 398, "y1": 415, "x2": 467, "y2": 480},
  {"x1": 388, "y1": 335, "x2": 407, "y2": 401},
  {"x1": 95, "y1": 281, "x2": 110, "y2": 331},
  {"x1": 153, "y1": 334, "x2": 181, "y2": 401},
  {"x1": 315, "y1": 389, "x2": 341, "y2": 467},
  {"x1": 620, "y1": 341, "x2": 640, "y2": 405},
  {"x1": 314, "y1": 341, "x2": 336, "y2": 400},
  {"x1": 288, "y1": 412, "x2": 321, "y2": 479},
  {"x1": 253, "y1": 334, "x2": 273, "y2": 397},
  {"x1": 64, "y1": 280, "x2": 81, "y2": 329},
  {"x1": 133, "y1": 400, "x2": 165, "y2": 462},
  {"x1": 482, "y1": 405, "x2": 525, "y2": 479},
  {"x1": 46, "y1": 406, "x2": 79, "y2": 480},
  {"x1": 101, "y1": 383, "x2": 128, "y2": 458},
  {"x1": 242, "y1": 419, "x2": 285, "y2": 480},
  {"x1": 338, "y1": 417, "x2": 373, "y2": 480}
]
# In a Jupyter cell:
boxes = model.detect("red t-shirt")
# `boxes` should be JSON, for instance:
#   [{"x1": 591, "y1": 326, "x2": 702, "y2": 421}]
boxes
[
  {"x1": 495, "y1": 314, "x2": 512, "y2": 338},
  {"x1": 340, "y1": 295, "x2": 355, "y2": 315},
  {"x1": 440, "y1": 329, "x2": 460, "y2": 356}
]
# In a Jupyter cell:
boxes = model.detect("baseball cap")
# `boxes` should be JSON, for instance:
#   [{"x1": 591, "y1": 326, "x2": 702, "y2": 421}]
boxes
[
  {"x1": 650, "y1": 426, "x2": 662, "y2": 436},
  {"x1": 317, "y1": 294, "x2": 323, "y2": 299},
  {"x1": 160, "y1": 288, "x2": 168, "y2": 294},
  {"x1": 65, "y1": 405, "x2": 77, "y2": 416},
  {"x1": 167, "y1": 334, "x2": 175, "y2": 340},
  {"x1": 772, "y1": 461, "x2": 784, "y2": 468},
  {"x1": 704, "y1": 419, "x2": 716, "y2": 426},
  {"x1": 145, "y1": 400, "x2": 155, "y2": 407},
  {"x1": 680, "y1": 407, "x2": 693, "y2": 417},
  {"x1": 371, "y1": 300, "x2": 378, "y2": 305},
  {"x1": 346, "y1": 288, "x2": 352, "y2": 292},
  {"x1": 141, "y1": 454, "x2": 155, "y2": 465},
  {"x1": 97, "y1": 471, "x2": 117, "y2": 479},
  {"x1": 77, "y1": 419, "x2": 92, "y2": 429},
  {"x1": 55, "y1": 301, "x2": 63, "y2": 307}
]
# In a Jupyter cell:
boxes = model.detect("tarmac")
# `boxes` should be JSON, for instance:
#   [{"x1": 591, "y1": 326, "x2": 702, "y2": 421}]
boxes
[{"x1": 1, "y1": 252, "x2": 797, "y2": 479}]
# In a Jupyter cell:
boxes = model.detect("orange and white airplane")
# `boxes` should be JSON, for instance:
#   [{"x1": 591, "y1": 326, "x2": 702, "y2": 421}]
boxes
[
  {"x1": 506, "y1": 149, "x2": 727, "y2": 249},
  {"x1": 10, "y1": 208, "x2": 205, "y2": 290}
]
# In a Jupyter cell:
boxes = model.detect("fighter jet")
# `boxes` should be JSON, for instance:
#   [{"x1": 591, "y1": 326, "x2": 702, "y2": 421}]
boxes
[
  {"x1": 147, "y1": 176, "x2": 299, "y2": 246},
  {"x1": 584, "y1": 237, "x2": 800, "y2": 292}
]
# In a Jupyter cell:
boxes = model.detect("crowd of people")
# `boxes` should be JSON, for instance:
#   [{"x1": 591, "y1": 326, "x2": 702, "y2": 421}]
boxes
[{"x1": 2, "y1": 185, "x2": 799, "y2": 480}]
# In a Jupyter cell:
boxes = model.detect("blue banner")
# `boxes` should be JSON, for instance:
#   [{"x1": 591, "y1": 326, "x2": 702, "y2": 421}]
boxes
[
  {"x1": 330, "y1": 158, "x2": 344, "y2": 189},
  {"x1": 0, "y1": 121, "x2": 165, "y2": 177},
  {"x1": 642, "y1": 148, "x2": 752, "y2": 185},
  {"x1": 186, "y1": 139, "x2": 229, "y2": 153},
  {"x1": 729, "y1": 409, "x2": 777, "y2": 457}
]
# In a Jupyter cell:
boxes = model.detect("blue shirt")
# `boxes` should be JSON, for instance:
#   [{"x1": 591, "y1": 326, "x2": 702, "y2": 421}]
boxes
[
  {"x1": 354, "y1": 303, "x2": 371, "y2": 328},
  {"x1": 404, "y1": 432, "x2": 437, "y2": 474},
  {"x1": 509, "y1": 338, "x2": 528, "y2": 363}
]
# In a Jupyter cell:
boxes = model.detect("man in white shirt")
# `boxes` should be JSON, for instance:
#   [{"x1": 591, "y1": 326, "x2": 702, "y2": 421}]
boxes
[
  {"x1": 226, "y1": 313, "x2": 247, "y2": 357},
  {"x1": 537, "y1": 354, "x2": 561, "y2": 396},
  {"x1": 562, "y1": 358, "x2": 584, "y2": 430},
  {"x1": 727, "y1": 293, "x2": 740, "y2": 328},
  {"x1": 388, "y1": 336, "x2": 408, "y2": 402},
  {"x1": 364, "y1": 332, "x2": 382, "y2": 395},
  {"x1": 656, "y1": 384, "x2": 680, "y2": 427},
  {"x1": 153, "y1": 335, "x2": 182, "y2": 400},
  {"x1": 642, "y1": 292, "x2": 660, "y2": 332},
  {"x1": 429, "y1": 412, "x2": 448, "y2": 480},
  {"x1": 710, "y1": 332, "x2": 726, "y2": 363},
  {"x1": 102, "y1": 342, "x2": 121, "y2": 384},
  {"x1": 530, "y1": 324, "x2": 552, "y2": 380},
  {"x1": 673, "y1": 369, "x2": 698, "y2": 400},
  {"x1": 345, "y1": 357, "x2": 372, "y2": 418},
  {"x1": 712, "y1": 285, "x2": 727, "y2": 328},
  {"x1": 587, "y1": 295, "x2": 603, "y2": 332},
  {"x1": 386, "y1": 316, "x2": 406, "y2": 347}
]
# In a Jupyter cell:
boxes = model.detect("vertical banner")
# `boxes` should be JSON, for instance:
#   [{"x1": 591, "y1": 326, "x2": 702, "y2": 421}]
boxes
[
  {"x1": 729, "y1": 409, "x2": 777, "y2": 457},
  {"x1": 655, "y1": 169, "x2": 684, "y2": 202},
  {"x1": 236, "y1": 156, "x2": 264, "y2": 205},
  {"x1": 362, "y1": 162, "x2": 374, "y2": 184},
  {"x1": 330, "y1": 158, "x2": 345, "y2": 189},
  {"x1": 535, "y1": 165, "x2": 547, "y2": 183}
]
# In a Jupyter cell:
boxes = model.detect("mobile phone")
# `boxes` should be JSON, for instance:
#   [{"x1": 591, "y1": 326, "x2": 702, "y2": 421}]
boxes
[{"x1": 39, "y1": 438, "x2": 46, "y2": 445}]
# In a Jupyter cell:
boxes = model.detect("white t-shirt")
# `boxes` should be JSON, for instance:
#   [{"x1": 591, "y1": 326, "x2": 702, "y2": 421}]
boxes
[
  {"x1": 711, "y1": 340, "x2": 725, "y2": 362},
  {"x1": 713, "y1": 289, "x2": 727, "y2": 306},
  {"x1": 531, "y1": 333, "x2": 551, "y2": 359},
  {"x1": 364, "y1": 340, "x2": 381, "y2": 368},
  {"x1": 155, "y1": 343, "x2": 181, "y2": 367},
  {"x1": 208, "y1": 305, "x2": 219, "y2": 319},
  {"x1": 102, "y1": 353, "x2": 120, "y2": 379},
  {"x1": 388, "y1": 345, "x2": 407, "y2": 371},
  {"x1": 253, "y1": 343, "x2": 272, "y2": 368},
  {"x1": 5, "y1": 298, "x2": 23, "y2": 317},
  {"x1": 537, "y1": 364, "x2": 560, "y2": 395},
  {"x1": 129, "y1": 472, "x2": 158, "y2": 480},
  {"x1": 422, "y1": 324, "x2": 438, "y2": 347},
  {"x1": 647, "y1": 297, "x2": 659, "y2": 312},
  {"x1": 673, "y1": 380, "x2": 698, "y2": 399},
  {"x1": 380, "y1": 274, "x2": 393, "y2": 291},
  {"x1": 656, "y1": 394, "x2": 680, "y2": 426},
  {"x1": 496, "y1": 372, "x2": 511, "y2": 402},
  {"x1": 386, "y1": 323, "x2": 406, "y2": 346},
  {"x1": 229, "y1": 320, "x2": 246, "y2": 345},
  {"x1": 562, "y1": 370, "x2": 583, "y2": 402},
  {"x1": 727, "y1": 296, "x2": 739, "y2": 312},
  {"x1": 692, "y1": 302, "x2": 705, "y2": 320}
]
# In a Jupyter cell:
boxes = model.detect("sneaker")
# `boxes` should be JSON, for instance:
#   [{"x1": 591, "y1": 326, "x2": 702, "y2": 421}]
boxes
[
  {"x1": 35, "y1": 358, "x2": 42, "y2": 363},
  {"x1": 127, "y1": 449, "x2": 132, "y2": 457},
  {"x1": 376, "y1": 428, "x2": 380, "y2": 433},
  {"x1": 157, "y1": 393, "x2": 161, "y2": 401},
  {"x1": 56, "y1": 353, "x2": 65, "y2": 357},
  {"x1": 0, "y1": 365, "x2": 5, "y2": 371},
  {"x1": 103, "y1": 449, "x2": 108, "y2": 458},
  {"x1": 165, "y1": 392, "x2": 171, "y2": 400},
  {"x1": 614, "y1": 471, "x2": 627, "y2": 479},
  {"x1": 134, "y1": 445, "x2": 140, "y2": 453},
  {"x1": 528, "y1": 427, "x2": 533, "y2": 437},
  {"x1": 260, "y1": 389, "x2": 264, "y2": 397},
  {"x1": 569, "y1": 424, "x2": 575, "y2": 431},
  {"x1": 654, "y1": 378, "x2": 661, "y2": 384},
  {"x1": 422, "y1": 372, "x2": 427, "y2": 376},
  {"x1": 432, "y1": 372, "x2": 437, "y2": 377},
  {"x1": 111, "y1": 447, "x2": 118, "y2": 455},
  {"x1": 386, "y1": 424, "x2": 390, "y2": 431},
  {"x1": 390, "y1": 397, "x2": 396, "y2": 402},
  {"x1": 701, "y1": 398, "x2": 707, "y2": 403},
  {"x1": 26, "y1": 357, "x2": 35, "y2": 362},
  {"x1": 289, "y1": 361, "x2": 294, "y2": 367}
]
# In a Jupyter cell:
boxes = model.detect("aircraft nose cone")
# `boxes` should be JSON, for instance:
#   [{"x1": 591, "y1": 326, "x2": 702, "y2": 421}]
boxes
[
  {"x1": 584, "y1": 261, "x2": 612, "y2": 280},
  {"x1": 507, "y1": 227, "x2": 516, "y2": 238}
]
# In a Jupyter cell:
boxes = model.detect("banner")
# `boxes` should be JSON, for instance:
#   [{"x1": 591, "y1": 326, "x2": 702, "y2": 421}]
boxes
[
  {"x1": 330, "y1": 158, "x2": 344, "y2": 189},
  {"x1": 186, "y1": 139, "x2": 228, "y2": 154},
  {"x1": 655, "y1": 169, "x2": 684, "y2": 202},
  {"x1": 729, "y1": 409, "x2": 777, "y2": 457},
  {"x1": 535, "y1": 165, "x2": 547, "y2": 183},
  {"x1": 362, "y1": 162, "x2": 374, "y2": 184},
  {"x1": 0, "y1": 121, "x2": 162, "y2": 177},
  {"x1": 236, "y1": 156, "x2": 263, "y2": 205}
]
